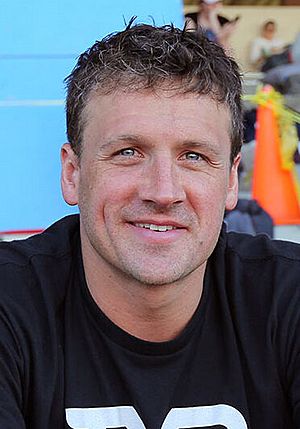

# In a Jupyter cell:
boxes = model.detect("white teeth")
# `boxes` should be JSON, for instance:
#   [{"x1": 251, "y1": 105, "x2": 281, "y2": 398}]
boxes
[{"x1": 135, "y1": 223, "x2": 176, "y2": 232}]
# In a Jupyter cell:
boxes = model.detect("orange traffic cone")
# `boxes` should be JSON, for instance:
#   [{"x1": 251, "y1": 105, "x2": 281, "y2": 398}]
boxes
[{"x1": 252, "y1": 102, "x2": 300, "y2": 225}]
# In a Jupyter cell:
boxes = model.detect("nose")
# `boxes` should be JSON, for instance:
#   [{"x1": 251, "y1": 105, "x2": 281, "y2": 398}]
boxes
[{"x1": 139, "y1": 155, "x2": 186, "y2": 207}]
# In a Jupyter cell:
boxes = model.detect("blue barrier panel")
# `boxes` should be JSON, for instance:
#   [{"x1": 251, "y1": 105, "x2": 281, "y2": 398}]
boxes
[{"x1": 0, "y1": 0, "x2": 183, "y2": 231}]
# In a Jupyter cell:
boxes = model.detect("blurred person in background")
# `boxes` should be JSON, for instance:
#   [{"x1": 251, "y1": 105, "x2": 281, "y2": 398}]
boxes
[
  {"x1": 250, "y1": 20, "x2": 286, "y2": 71},
  {"x1": 185, "y1": 0, "x2": 238, "y2": 50}
]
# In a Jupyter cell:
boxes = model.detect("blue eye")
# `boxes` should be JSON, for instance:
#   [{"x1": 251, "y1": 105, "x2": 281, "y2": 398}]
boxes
[
  {"x1": 119, "y1": 148, "x2": 135, "y2": 157},
  {"x1": 184, "y1": 152, "x2": 202, "y2": 161},
  {"x1": 111, "y1": 147, "x2": 143, "y2": 163}
]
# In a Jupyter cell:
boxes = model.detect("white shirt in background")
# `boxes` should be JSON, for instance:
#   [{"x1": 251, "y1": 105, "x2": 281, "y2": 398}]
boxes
[{"x1": 250, "y1": 37, "x2": 285, "y2": 66}]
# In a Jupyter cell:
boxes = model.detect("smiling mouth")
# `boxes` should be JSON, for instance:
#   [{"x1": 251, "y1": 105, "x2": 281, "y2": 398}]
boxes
[{"x1": 134, "y1": 223, "x2": 179, "y2": 232}]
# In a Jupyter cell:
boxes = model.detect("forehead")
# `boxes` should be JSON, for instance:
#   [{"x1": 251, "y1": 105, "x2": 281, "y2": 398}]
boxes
[
  {"x1": 84, "y1": 88, "x2": 230, "y2": 121},
  {"x1": 81, "y1": 89, "x2": 231, "y2": 150}
]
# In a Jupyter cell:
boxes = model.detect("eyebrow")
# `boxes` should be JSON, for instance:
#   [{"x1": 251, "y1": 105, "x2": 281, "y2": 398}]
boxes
[
  {"x1": 179, "y1": 140, "x2": 223, "y2": 157},
  {"x1": 98, "y1": 135, "x2": 143, "y2": 152}
]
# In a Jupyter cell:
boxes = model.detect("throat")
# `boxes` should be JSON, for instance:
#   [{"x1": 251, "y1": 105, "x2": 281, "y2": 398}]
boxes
[{"x1": 89, "y1": 278, "x2": 204, "y2": 342}]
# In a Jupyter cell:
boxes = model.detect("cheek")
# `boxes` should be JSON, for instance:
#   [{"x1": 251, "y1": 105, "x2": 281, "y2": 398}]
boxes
[
  {"x1": 186, "y1": 173, "x2": 229, "y2": 208},
  {"x1": 81, "y1": 172, "x2": 137, "y2": 219}
]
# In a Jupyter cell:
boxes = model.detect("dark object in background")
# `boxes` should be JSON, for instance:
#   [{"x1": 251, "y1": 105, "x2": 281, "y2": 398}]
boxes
[
  {"x1": 263, "y1": 63, "x2": 300, "y2": 94},
  {"x1": 243, "y1": 108, "x2": 257, "y2": 143},
  {"x1": 185, "y1": 12, "x2": 230, "y2": 27},
  {"x1": 225, "y1": 199, "x2": 274, "y2": 237},
  {"x1": 260, "y1": 47, "x2": 291, "y2": 73}
]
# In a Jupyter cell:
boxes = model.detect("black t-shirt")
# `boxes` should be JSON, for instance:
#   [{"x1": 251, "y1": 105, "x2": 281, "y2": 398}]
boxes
[{"x1": 0, "y1": 214, "x2": 299, "y2": 428}]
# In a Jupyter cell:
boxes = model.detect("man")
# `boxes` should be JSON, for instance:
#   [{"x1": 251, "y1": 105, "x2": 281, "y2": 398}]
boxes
[{"x1": 0, "y1": 22, "x2": 299, "y2": 429}]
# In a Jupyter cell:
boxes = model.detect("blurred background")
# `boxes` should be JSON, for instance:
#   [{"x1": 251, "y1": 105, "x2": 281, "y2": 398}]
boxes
[{"x1": 184, "y1": 0, "x2": 300, "y2": 71}]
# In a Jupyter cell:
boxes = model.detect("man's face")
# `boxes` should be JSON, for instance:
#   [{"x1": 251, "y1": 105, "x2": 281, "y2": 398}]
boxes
[{"x1": 62, "y1": 90, "x2": 240, "y2": 286}]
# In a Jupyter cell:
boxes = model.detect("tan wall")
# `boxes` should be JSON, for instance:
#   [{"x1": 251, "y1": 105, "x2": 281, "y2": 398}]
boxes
[{"x1": 184, "y1": 5, "x2": 300, "y2": 71}]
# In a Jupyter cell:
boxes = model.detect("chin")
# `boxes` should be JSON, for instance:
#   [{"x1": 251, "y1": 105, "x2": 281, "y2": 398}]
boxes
[{"x1": 121, "y1": 263, "x2": 198, "y2": 287}]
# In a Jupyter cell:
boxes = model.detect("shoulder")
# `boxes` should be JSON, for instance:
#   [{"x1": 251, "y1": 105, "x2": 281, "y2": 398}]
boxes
[
  {"x1": 225, "y1": 230, "x2": 300, "y2": 263},
  {"x1": 213, "y1": 229, "x2": 300, "y2": 337},
  {"x1": 0, "y1": 214, "x2": 79, "y2": 265},
  {"x1": 0, "y1": 214, "x2": 80, "y2": 309},
  {"x1": 0, "y1": 215, "x2": 81, "y2": 397},
  {"x1": 220, "y1": 230, "x2": 300, "y2": 300},
  {"x1": 215, "y1": 231, "x2": 300, "y2": 394}
]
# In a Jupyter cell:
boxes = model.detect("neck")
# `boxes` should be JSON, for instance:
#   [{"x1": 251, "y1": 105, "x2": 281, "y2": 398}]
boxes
[{"x1": 81, "y1": 243, "x2": 206, "y2": 343}]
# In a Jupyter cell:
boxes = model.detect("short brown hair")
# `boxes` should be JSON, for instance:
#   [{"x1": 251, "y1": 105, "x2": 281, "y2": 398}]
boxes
[{"x1": 65, "y1": 20, "x2": 243, "y2": 163}]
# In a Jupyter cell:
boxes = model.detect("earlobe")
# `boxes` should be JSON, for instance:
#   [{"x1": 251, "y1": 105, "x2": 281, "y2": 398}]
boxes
[
  {"x1": 225, "y1": 153, "x2": 241, "y2": 211},
  {"x1": 61, "y1": 143, "x2": 80, "y2": 206}
]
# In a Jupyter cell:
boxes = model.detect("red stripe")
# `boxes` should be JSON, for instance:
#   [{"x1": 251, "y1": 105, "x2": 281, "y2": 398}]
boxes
[{"x1": 0, "y1": 229, "x2": 43, "y2": 235}]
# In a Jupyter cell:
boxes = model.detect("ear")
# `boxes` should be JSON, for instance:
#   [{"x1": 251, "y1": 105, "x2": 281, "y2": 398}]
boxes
[
  {"x1": 225, "y1": 153, "x2": 241, "y2": 211},
  {"x1": 61, "y1": 143, "x2": 80, "y2": 206}
]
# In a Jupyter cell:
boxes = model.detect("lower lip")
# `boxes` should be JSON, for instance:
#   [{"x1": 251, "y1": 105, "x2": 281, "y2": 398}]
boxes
[{"x1": 127, "y1": 223, "x2": 186, "y2": 244}]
